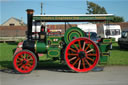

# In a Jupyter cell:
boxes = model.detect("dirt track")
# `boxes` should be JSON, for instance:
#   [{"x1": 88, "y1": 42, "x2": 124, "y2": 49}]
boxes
[{"x1": 0, "y1": 66, "x2": 128, "y2": 85}]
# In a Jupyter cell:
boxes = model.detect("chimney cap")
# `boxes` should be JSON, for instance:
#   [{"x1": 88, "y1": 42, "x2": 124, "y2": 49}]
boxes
[{"x1": 26, "y1": 9, "x2": 34, "y2": 14}]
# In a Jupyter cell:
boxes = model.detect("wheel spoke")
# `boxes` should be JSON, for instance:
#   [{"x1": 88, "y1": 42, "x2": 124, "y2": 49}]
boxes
[
  {"x1": 69, "y1": 56, "x2": 77, "y2": 61},
  {"x1": 27, "y1": 63, "x2": 32, "y2": 67},
  {"x1": 16, "y1": 60, "x2": 21, "y2": 63},
  {"x1": 23, "y1": 53, "x2": 26, "y2": 59},
  {"x1": 20, "y1": 65, "x2": 25, "y2": 70},
  {"x1": 24, "y1": 65, "x2": 30, "y2": 70},
  {"x1": 26, "y1": 55, "x2": 31, "y2": 60},
  {"x1": 27, "y1": 56, "x2": 33, "y2": 61},
  {"x1": 68, "y1": 53, "x2": 78, "y2": 56},
  {"x1": 25, "y1": 54, "x2": 29, "y2": 59},
  {"x1": 82, "y1": 42, "x2": 86, "y2": 50},
  {"x1": 17, "y1": 62, "x2": 22, "y2": 66},
  {"x1": 28, "y1": 61, "x2": 33, "y2": 64},
  {"x1": 27, "y1": 58, "x2": 32, "y2": 61},
  {"x1": 85, "y1": 44, "x2": 91, "y2": 51},
  {"x1": 86, "y1": 49, "x2": 94, "y2": 54},
  {"x1": 17, "y1": 58, "x2": 23, "y2": 61},
  {"x1": 78, "y1": 60, "x2": 81, "y2": 69},
  {"x1": 86, "y1": 57, "x2": 94, "y2": 62},
  {"x1": 72, "y1": 58, "x2": 80, "y2": 66},
  {"x1": 88, "y1": 54, "x2": 96, "y2": 56},
  {"x1": 85, "y1": 58, "x2": 91, "y2": 66},
  {"x1": 20, "y1": 54, "x2": 24, "y2": 58},
  {"x1": 73, "y1": 44, "x2": 79, "y2": 50},
  {"x1": 82, "y1": 58, "x2": 85, "y2": 69},
  {"x1": 69, "y1": 48, "x2": 77, "y2": 53},
  {"x1": 78, "y1": 41, "x2": 81, "y2": 50},
  {"x1": 23, "y1": 65, "x2": 26, "y2": 70}
]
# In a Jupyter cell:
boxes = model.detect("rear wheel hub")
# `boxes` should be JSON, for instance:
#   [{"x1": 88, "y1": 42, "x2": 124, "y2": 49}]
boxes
[
  {"x1": 78, "y1": 51, "x2": 86, "y2": 59},
  {"x1": 22, "y1": 60, "x2": 27, "y2": 64}
]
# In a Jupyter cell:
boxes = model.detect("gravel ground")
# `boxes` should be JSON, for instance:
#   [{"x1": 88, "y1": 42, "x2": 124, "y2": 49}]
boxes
[{"x1": 0, "y1": 66, "x2": 128, "y2": 85}]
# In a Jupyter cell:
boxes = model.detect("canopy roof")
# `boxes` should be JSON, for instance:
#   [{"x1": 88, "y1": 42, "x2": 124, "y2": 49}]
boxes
[{"x1": 33, "y1": 14, "x2": 114, "y2": 22}]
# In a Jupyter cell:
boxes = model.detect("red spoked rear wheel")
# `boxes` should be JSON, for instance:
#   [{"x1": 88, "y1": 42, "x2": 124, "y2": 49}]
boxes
[
  {"x1": 13, "y1": 50, "x2": 37, "y2": 73},
  {"x1": 65, "y1": 37, "x2": 99, "y2": 72}
]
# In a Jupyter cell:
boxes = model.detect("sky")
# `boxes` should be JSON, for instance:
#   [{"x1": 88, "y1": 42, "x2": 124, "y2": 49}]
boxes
[{"x1": 0, "y1": 0, "x2": 128, "y2": 24}]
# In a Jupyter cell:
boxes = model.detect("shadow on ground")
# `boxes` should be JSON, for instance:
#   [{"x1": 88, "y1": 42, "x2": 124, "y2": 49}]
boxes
[
  {"x1": 0, "y1": 61, "x2": 18, "y2": 74},
  {"x1": 112, "y1": 45, "x2": 128, "y2": 51},
  {"x1": 0, "y1": 60, "x2": 104, "y2": 74},
  {"x1": 112, "y1": 46, "x2": 120, "y2": 50},
  {"x1": 0, "y1": 60, "x2": 76, "y2": 74},
  {"x1": 2, "y1": 42, "x2": 18, "y2": 45}
]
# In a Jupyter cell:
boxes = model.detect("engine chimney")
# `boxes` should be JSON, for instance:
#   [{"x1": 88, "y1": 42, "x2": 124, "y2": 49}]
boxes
[{"x1": 26, "y1": 9, "x2": 34, "y2": 40}]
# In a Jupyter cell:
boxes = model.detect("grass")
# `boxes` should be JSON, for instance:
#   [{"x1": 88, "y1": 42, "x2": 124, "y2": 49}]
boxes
[
  {"x1": 0, "y1": 42, "x2": 128, "y2": 69},
  {"x1": 108, "y1": 43, "x2": 128, "y2": 65},
  {"x1": 0, "y1": 42, "x2": 17, "y2": 69}
]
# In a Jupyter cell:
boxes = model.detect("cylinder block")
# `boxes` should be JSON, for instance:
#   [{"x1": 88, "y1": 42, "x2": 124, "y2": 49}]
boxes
[{"x1": 64, "y1": 27, "x2": 85, "y2": 44}]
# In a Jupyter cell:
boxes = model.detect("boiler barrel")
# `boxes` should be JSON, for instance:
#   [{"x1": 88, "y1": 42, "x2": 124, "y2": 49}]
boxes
[
  {"x1": 35, "y1": 41, "x2": 46, "y2": 53},
  {"x1": 23, "y1": 40, "x2": 46, "y2": 53}
]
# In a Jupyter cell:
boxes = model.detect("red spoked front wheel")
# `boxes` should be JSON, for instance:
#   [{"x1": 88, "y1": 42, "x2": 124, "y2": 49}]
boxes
[
  {"x1": 65, "y1": 37, "x2": 99, "y2": 72},
  {"x1": 13, "y1": 50, "x2": 37, "y2": 73}
]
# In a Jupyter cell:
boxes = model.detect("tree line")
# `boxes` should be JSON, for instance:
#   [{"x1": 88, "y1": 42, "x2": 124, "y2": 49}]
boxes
[{"x1": 86, "y1": 1, "x2": 124, "y2": 22}]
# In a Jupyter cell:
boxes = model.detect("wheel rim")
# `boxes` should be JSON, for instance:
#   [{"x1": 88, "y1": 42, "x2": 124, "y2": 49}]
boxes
[
  {"x1": 13, "y1": 50, "x2": 36, "y2": 73},
  {"x1": 65, "y1": 37, "x2": 99, "y2": 72}
]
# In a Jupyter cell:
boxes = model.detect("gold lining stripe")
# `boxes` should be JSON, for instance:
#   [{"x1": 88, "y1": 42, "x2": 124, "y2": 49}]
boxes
[
  {"x1": 48, "y1": 50, "x2": 60, "y2": 57},
  {"x1": 35, "y1": 41, "x2": 37, "y2": 53}
]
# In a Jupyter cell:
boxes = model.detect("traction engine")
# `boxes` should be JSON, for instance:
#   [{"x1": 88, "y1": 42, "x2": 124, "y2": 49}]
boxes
[{"x1": 13, "y1": 9, "x2": 113, "y2": 73}]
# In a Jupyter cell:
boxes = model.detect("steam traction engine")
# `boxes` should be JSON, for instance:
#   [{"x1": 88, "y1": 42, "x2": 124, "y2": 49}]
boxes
[{"x1": 13, "y1": 9, "x2": 114, "y2": 73}]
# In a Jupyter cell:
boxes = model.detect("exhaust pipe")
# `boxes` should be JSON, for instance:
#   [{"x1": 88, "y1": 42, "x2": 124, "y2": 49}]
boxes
[{"x1": 26, "y1": 9, "x2": 34, "y2": 40}]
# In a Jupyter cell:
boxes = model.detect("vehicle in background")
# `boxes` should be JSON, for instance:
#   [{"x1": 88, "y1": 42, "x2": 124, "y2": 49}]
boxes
[
  {"x1": 77, "y1": 24, "x2": 113, "y2": 49},
  {"x1": 98, "y1": 24, "x2": 121, "y2": 42},
  {"x1": 118, "y1": 30, "x2": 128, "y2": 49},
  {"x1": 77, "y1": 24, "x2": 99, "y2": 42},
  {"x1": 85, "y1": 32, "x2": 100, "y2": 43},
  {"x1": 77, "y1": 23, "x2": 97, "y2": 33}
]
